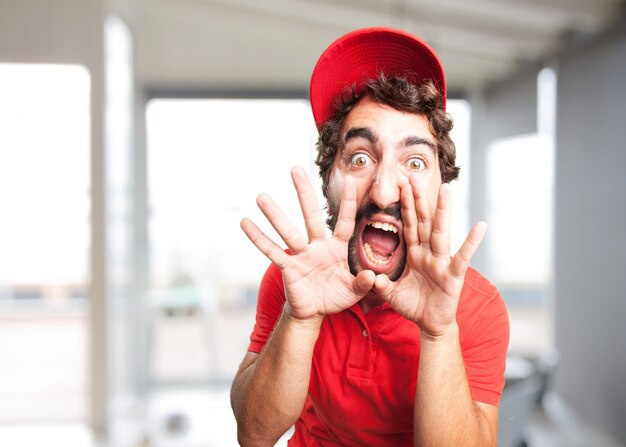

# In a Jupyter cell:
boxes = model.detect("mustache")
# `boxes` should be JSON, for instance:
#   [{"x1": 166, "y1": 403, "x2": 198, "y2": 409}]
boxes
[
  {"x1": 356, "y1": 202, "x2": 402, "y2": 221},
  {"x1": 326, "y1": 200, "x2": 402, "y2": 230}
]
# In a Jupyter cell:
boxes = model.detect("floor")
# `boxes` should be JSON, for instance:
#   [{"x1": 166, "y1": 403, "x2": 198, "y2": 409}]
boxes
[
  {"x1": 0, "y1": 387, "x2": 285, "y2": 447},
  {"x1": 526, "y1": 394, "x2": 624, "y2": 447},
  {"x1": 0, "y1": 304, "x2": 623, "y2": 446},
  {"x1": 0, "y1": 388, "x2": 623, "y2": 447},
  {"x1": 140, "y1": 390, "x2": 625, "y2": 447}
]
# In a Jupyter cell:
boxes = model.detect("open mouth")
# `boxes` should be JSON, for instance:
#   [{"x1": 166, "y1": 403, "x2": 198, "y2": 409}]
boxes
[{"x1": 358, "y1": 218, "x2": 403, "y2": 274}]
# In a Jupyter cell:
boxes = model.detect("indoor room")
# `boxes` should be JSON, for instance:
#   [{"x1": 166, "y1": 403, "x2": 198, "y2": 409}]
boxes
[{"x1": 1, "y1": 1, "x2": 625, "y2": 446}]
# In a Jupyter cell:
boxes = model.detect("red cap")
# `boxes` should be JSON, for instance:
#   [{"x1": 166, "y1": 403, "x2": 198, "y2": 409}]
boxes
[{"x1": 310, "y1": 27, "x2": 446, "y2": 128}]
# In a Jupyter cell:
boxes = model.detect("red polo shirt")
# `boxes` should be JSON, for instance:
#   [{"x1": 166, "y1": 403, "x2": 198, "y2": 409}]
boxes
[{"x1": 248, "y1": 262, "x2": 509, "y2": 446}]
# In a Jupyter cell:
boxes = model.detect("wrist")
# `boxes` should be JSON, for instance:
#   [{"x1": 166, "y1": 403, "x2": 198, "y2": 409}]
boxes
[
  {"x1": 419, "y1": 321, "x2": 460, "y2": 344},
  {"x1": 282, "y1": 305, "x2": 324, "y2": 331}
]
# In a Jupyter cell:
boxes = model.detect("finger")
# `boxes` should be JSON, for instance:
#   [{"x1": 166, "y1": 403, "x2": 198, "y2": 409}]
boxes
[
  {"x1": 373, "y1": 273, "x2": 390, "y2": 293},
  {"x1": 240, "y1": 218, "x2": 290, "y2": 268},
  {"x1": 372, "y1": 274, "x2": 393, "y2": 302},
  {"x1": 256, "y1": 193, "x2": 308, "y2": 253},
  {"x1": 352, "y1": 270, "x2": 375, "y2": 296},
  {"x1": 400, "y1": 182, "x2": 419, "y2": 246},
  {"x1": 333, "y1": 175, "x2": 358, "y2": 242},
  {"x1": 409, "y1": 174, "x2": 433, "y2": 247},
  {"x1": 291, "y1": 166, "x2": 327, "y2": 241},
  {"x1": 431, "y1": 183, "x2": 451, "y2": 258},
  {"x1": 450, "y1": 221, "x2": 487, "y2": 278}
]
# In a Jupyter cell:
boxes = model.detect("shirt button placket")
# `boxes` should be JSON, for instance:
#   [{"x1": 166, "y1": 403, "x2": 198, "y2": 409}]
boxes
[{"x1": 346, "y1": 312, "x2": 373, "y2": 377}]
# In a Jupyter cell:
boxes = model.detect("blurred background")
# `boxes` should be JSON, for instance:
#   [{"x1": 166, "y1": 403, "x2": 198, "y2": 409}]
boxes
[{"x1": 1, "y1": 0, "x2": 625, "y2": 446}]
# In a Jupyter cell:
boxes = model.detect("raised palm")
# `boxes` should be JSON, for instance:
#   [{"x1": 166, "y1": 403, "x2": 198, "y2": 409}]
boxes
[
  {"x1": 374, "y1": 176, "x2": 486, "y2": 337},
  {"x1": 241, "y1": 167, "x2": 374, "y2": 321}
]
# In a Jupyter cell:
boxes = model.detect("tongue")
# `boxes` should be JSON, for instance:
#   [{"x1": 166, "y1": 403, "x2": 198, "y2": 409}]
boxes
[{"x1": 363, "y1": 227, "x2": 399, "y2": 256}]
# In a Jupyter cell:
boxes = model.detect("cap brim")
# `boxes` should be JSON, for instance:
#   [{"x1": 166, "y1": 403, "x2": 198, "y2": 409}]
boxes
[{"x1": 310, "y1": 27, "x2": 446, "y2": 128}]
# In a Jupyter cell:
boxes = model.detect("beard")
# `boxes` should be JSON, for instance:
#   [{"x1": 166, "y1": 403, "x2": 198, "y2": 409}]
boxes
[{"x1": 328, "y1": 199, "x2": 407, "y2": 281}]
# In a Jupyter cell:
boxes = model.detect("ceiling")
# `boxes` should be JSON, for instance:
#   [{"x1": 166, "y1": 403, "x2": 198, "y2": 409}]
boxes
[{"x1": 109, "y1": 0, "x2": 626, "y2": 96}]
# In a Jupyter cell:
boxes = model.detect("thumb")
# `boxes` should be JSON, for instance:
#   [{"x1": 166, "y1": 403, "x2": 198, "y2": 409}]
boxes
[
  {"x1": 373, "y1": 274, "x2": 393, "y2": 302},
  {"x1": 352, "y1": 270, "x2": 375, "y2": 296}
]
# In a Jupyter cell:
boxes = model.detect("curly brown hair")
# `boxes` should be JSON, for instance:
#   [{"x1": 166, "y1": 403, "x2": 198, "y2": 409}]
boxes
[{"x1": 315, "y1": 75, "x2": 459, "y2": 209}]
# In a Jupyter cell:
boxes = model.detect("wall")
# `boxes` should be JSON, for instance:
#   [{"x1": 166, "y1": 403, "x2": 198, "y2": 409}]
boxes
[
  {"x1": 554, "y1": 21, "x2": 626, "y2": 444},
  {"x1": 0, "y1": 0, "x2": 108, "y2": 434},
  {"x1": 480, "y1": 66, "x2": 539, "y2": 141},
  {"x1": 471, "y1": 22, "x2": 626, "y2": 443}
]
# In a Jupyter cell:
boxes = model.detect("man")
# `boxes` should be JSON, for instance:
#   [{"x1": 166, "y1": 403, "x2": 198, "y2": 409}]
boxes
[{"x1": 231, "y1": 27, "x2": 509, "y2": 446}]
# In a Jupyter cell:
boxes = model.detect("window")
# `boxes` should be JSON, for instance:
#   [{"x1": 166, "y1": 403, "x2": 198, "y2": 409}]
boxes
[
  {"x1": 485, "y1": 68, "x2": 557, "y2": 355},
  {"x1": 145, "y1": 98, "x2": 318, "y2": 384},
  {"x1": 0, "y1": 63, "x2": 90, "y2": 422}
]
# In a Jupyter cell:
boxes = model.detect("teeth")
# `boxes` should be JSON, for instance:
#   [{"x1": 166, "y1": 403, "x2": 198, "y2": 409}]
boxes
[
  {"x1": 363, "y1": 242, "x2": 391, "y2": 265},
  {"x1": 368, "y1": 221, "x2": 397, "y2": 233}
]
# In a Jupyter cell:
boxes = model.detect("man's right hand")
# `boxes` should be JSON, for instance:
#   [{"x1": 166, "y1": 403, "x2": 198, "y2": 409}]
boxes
[{"x1": 240, "y1": 166, "x2": 374, "y2": 322}]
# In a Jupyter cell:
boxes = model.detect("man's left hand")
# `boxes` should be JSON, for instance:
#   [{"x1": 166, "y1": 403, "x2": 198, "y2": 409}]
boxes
[{"x1": 373, "y1": 174, "x2": 487, "y2": 338}]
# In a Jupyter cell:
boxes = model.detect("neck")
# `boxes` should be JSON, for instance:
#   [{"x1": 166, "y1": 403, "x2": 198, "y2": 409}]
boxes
[{"x1": 358, "y1": 292, "x2": 385, "y2": 315}]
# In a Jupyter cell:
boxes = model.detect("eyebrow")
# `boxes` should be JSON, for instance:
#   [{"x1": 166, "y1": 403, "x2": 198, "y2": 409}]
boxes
[
  {"x1": 343, "y1": 127, "x2": 436, "y2": 153},
  {"x1": 343, "y1": 127, "x2": 377, "y2": 145},
  {"x1": 402, "y1": 136, "x2": 436, "y2": 153}
]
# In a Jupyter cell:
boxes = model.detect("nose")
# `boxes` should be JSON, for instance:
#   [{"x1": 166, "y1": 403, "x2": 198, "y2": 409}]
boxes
[{"x1": 368, "y1": 161, "x2": 407, "y2": 210}]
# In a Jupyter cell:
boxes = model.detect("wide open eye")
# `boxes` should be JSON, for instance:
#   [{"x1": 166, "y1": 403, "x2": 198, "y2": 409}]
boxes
[
  {"x1": 350, "y1": 153, "x2": 372, "y2": 168},
  {"x1": 407, "y1": 158, "x2": 425, "y2": 171}
]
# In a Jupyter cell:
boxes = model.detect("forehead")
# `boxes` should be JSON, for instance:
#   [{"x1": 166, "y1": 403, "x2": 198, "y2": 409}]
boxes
[{"x1": 341, "y1": 97, "x2": 433, "y2": 142}]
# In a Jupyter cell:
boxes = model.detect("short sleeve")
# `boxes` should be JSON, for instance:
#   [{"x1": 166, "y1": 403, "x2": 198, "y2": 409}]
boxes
[
  {"x1": 247, "y1": 262, "x2": 286, "y2": 353},
  {"x1": 458, "y1": 270, "x2": 510, "y2": 407}
]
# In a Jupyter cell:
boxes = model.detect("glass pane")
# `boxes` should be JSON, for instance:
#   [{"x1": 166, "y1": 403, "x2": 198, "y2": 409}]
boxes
[
  {"x1": 487, "y1": 133, "x2": 554, "y2": 284},
  {"x1": 0, "y1": 63, "x2": 90, "y2": 422},
  {"x1": 145, "y1": 98, "x2": 318, "y2": 384},
  {"x1": 486, "y1": 133, "x2": 554, "y2": 355}
]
